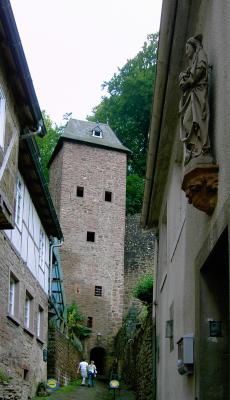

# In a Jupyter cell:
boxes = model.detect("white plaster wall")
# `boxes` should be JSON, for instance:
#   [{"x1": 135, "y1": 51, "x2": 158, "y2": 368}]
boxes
[
  {"x1": 155, "y1": 1, "x2": 230, "y2": 399},
  {"x1": 5, "y1": 173, "x2": 49, "y2": 293}
]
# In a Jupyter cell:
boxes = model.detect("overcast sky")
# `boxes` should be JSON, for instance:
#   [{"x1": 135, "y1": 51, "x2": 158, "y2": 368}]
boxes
[{"x1": 10, "y1": 0, "x2": 162, "y2": 125}]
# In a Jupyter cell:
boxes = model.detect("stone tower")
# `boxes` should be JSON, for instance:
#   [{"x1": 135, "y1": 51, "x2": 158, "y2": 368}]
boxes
[{"x1": 49, "y1": 119, "x2": 129, "y2": 374}]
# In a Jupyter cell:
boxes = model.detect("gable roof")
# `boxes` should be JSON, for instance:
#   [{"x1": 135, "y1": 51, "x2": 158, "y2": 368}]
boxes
[
  {"x1": 63, "y1": 119, "x2": 130, "y2": 153},
  {"x1": 49, "y1": 119, "x2": 130, "y2": 165}
]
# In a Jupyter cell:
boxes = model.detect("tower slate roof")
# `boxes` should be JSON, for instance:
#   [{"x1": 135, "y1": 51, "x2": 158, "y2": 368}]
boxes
[{"x1": 62, "y1": 119, "x2": 131, "y2": 153}]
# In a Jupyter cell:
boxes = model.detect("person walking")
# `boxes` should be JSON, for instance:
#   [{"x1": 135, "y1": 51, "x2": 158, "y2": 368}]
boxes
[
  {"x1": 87, "y1": 360, "x2": 97, "y2": 387},
  {"x1": 77, "y1": 358, "x2": 88, "y2": 385}
]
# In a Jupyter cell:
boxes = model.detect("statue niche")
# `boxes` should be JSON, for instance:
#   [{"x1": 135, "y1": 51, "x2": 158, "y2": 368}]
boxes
[{"x1": 180, "y1": 34, "x2": 218, "y2": 215}]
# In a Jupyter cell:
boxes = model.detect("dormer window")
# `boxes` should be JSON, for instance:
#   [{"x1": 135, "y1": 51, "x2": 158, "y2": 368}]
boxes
[{"x1": 92, "y1": 125, "x2": 103, "y2": 138}]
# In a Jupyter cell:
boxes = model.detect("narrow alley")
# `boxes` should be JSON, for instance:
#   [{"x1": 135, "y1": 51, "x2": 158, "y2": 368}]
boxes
[{"x1": 44, "y1": 380, "x2": 136, "y2": 400}]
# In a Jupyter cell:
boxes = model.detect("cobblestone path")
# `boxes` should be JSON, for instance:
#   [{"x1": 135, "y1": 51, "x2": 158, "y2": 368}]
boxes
[{"x1": 47, "y1": 380, "x2": 136, "y2": 400}]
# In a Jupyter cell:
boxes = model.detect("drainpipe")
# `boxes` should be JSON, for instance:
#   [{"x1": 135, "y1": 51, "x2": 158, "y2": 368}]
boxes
[
  {"x1": 20, "y1": 121, "x2": 43, "y2": 140},
  {"x1": 49, "y1": 237, "x2": 63, "y2": 296},
  {"x1": 152, "y1": 233, "x2": 159, "y2": 400},
  {"x1": 141, "y1": 0, "x2": 179, "y2": 227}
]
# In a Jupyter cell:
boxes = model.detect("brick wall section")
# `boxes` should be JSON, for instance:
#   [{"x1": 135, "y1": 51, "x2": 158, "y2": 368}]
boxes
[
  {"x1": 48, "y1": 326, "x2": 80, "y2": 385},
  {"x1": 0, "y1": 232, "x2": 48, "y2": 400},
  {"x1": 124, "y1": 214, "x2": 155, "y2": 316},
  {"x1": 49, "y1": 141, "x2": 126, "y2": 371}
]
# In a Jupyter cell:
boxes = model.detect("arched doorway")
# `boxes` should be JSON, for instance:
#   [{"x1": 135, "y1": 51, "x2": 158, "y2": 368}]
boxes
[{"x1": 90, "y1": 347, "x2": 106, "y2": 375}]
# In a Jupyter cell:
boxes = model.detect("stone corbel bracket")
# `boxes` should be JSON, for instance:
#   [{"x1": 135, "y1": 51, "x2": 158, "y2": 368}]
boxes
[{"x1": 181, "y1": 164, "x2": 219, "y2": 215}]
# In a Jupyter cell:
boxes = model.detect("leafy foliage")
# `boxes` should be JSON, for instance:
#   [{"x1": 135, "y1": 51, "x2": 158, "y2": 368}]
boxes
[
  {"x1": 133, "y1": 274, "x2": 154, "y2": 304},
  {"x1": 87, "y1": 33, "x2": 158, "y2": 177},
  {"x1": 36, "y1": 111, "x2": 72, "y2": 181},
  {"x1": 66, "y1": 303, "x2": 91, "y2": 352},
  {"x1": 0, "y1": 368, "x2": 12, "y2": 383},
  {"x1": 88, "y1": 33, "x2": 158, "y2": 214},
  {"x1": 126, "y1": 174, "x2": 144, "y2": 214}
]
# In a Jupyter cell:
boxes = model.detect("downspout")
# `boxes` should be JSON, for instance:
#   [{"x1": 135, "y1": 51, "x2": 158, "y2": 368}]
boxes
[
  {"x1": 152, "y1": 232, "x2": 159, "y2": 400},
  {"x1": 49, "y1": 237, "x2": 64, "y2": 296},
  {"x1": 20, "y1": 121, "x2": 43, "y2": 140}
]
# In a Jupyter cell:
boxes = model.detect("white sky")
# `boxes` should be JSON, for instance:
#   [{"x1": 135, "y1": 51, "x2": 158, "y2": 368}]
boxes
[{"x1": 10, "y1": 0, "x2": 162, "y2": 125}]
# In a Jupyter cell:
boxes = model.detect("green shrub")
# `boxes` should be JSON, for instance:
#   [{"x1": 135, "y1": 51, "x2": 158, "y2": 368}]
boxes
[
  {"x1": 36, "y1": 381, "x2": 49, "y2": 397},
  {"x1": 66, "y1": 303, "x2": 92, "y2": 352},
  {"x1": 132, "y1": 274, "x2": 153, "y2": 304},
  {"x1": 0, "y1": 368, "x2": 12, "y2": 383}
]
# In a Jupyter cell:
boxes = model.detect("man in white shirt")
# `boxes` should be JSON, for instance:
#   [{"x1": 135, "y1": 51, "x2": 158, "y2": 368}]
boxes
[{"x1": 77, "y1": 358, "x2": 88, "y2": 385}]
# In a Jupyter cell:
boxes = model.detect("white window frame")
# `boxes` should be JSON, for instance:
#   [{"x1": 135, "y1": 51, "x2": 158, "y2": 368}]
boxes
[
  {"x1": 15, "y1": 176, "x2": 24, "y2": 230},
  {"x1": 0, "y1": 88, "x2": 6, "y2": 149},
  {"x1": 38, "y1": 228, "x2": 45, "y2": 271},
  {"x1": 24, "y1": 292, "x2": 33, "y2": 330},
  {"x1": 9, "y1": 280, "x2": 15, "y2": 316},
  {"x1": 37, "y1": 306, "x2": 44, "y2": 339},
  {"x1": 92, "y1": 128, "x2": 103, "y2": 138},
  {"x1": 8, "y1": 273, "x2": 19, "y2": 318}
]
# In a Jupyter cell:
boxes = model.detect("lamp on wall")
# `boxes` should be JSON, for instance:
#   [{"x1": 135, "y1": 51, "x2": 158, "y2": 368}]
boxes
[{"x1": 97, "y1": 332, "x2": 102, "y2": 342}]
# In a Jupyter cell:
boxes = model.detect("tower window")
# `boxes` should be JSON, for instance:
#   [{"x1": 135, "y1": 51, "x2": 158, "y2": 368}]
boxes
[
  {"x1": 95, "y1": 286, "x2": 102, "y2": 297},
  {"x1": 77, "y1": 186, "x2": 84, "y2": 197},
  {"x1": 92, "y1": 125, "x2": 103, "y2": 138},
  {"x1": 87, "y1": 231, "x2": 95, "y2": 242},
  {"x1": 105, "y1": 191, "x2": 112, "y2": 202}
]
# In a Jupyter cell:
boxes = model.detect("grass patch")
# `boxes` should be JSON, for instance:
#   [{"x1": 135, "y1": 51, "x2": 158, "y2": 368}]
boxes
[{"x1": 32, "y1": 379, "x2": 81, "y2": 399}]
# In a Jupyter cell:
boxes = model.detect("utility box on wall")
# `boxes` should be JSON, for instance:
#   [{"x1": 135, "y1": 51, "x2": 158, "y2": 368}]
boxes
[{"x1": 177, "y1": 333, "x2": 194, "y2": 375}]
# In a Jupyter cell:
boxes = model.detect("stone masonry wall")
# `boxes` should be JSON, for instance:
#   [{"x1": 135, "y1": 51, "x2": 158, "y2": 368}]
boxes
[
  {"x1": 124, "y1": 214, "x2": 155, "y2": 316},
  {"x1": 0, "y1": 232, "x2": 48, "y2": 400},
  {"x1": 49, "y1": 141, "x2": 127, "y2": 373},
  {"x1": 115, "y1": 310, "x2": 154, "y2": 400},
  {"x1": 48, "y1": 326, "x2": 80, "y2": 385}
]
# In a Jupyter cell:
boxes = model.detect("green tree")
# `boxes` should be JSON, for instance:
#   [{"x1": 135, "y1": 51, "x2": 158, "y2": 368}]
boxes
[
  {"x1": 126, "y1": 174, "x2": 144, "y2": 215},
  {"x1": 36, "y1": 111, "x2": 61, "y2": 181},
  {"x1": 36, "y1": 111, "x2": 72, "y2": 181},
  {"x1": 66, "y1": 303, "x2": 91, "y2": 353},
  {"x1": 88, "y1": 33, "x2": 158, "y2": 177},
  {"x1": 88, "y1": 33, "x2": 158, "y2": 214}
]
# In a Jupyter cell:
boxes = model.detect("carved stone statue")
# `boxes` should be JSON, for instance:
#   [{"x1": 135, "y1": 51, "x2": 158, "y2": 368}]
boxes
[{"x1": 179, "y1": 34, "x2": 210, "y2": 165}]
